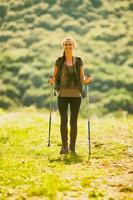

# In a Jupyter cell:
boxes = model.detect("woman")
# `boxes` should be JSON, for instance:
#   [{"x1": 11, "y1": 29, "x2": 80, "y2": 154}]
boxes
[{"x1": 48, "y1": 38, "x2": 92, "y2": 154}]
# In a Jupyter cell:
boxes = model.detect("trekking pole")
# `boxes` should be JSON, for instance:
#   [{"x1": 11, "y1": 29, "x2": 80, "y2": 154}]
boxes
[
  {"x1": 48, "y1": 85, "x2": 54, "y2": 147},
  {"x1": 86, "y1": 75, "x2": 91, "y2": 156}
]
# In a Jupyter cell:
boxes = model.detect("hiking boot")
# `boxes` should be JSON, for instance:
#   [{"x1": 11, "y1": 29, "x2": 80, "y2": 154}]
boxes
[
  {"x1": 60, "y1": 146, "x2": 68, "y2": 154},
  {"x1": 69, "y1": 146, "x2": 76, "y2": 154}
]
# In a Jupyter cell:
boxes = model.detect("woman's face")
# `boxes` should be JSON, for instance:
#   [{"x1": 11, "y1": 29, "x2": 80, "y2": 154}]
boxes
[{"x1": 63, "y1": 40, "x2": 74, "y2": 54}]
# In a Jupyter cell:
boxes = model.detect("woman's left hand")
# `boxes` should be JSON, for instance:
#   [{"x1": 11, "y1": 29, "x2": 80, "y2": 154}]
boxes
[{"x1": 84, "y1": 76, "x2": 92, "y2": 84}]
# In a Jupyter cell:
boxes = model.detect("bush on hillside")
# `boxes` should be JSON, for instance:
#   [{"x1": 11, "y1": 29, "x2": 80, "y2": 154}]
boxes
[
  {"x1": 18, "y1": 65, "x2": 32, "y2": 80},
  {"x1": 8, "y1": 38, "x2": 26, "y2": 48},
  {"x1": 129, "y1": 2, "x2": 133, "y2": 11},
  {"x1": 34, "y1": 2, "x2": 49, "y2": 16},
  {"x1": 0, "y1": 96, "x2": 17, "y2": 109},
  {"x1": 30, "y1": 71, "x2": 44, "y2": 88},
  {"x1": 104, "y1": 94, "x2": 133, "y2": 113},
  {"x1": 35, "y1": 14, "x2": 55, "y2": 29},
  {"x1": 24, "y1": 14, "x2": 36, "y2": 23},
  {"x1": 22, "y1": 87, "x2": 48, "y2": 107},
  {"x1": 6, "y1": 22, "x2": 18, "y2": 32},
  {"x1": 101, "y1": 87, "x2": 133, "y2": 113},
  {"x1": 0, "y1": 4, "x2": 7, "y2": 19},
  {"x1": 0, "y1": 33, "x2": 12, "y2": 43},
  {"x1": 0, "y1": 84, "x2": 20, "y2": 99},
  {"x1": 90, "y1": 0, "x2": 102, "y2": 8},
  {"x1": 62, "y1": 20, "x2": 81, "y2": 33},
  {"x1": 90, "y1": 90, "x2": 104, "y2": 103}
]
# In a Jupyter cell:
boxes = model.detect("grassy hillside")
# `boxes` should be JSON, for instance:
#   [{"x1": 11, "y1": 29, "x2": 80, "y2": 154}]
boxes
[
  {"x1": 0, "y1": 109, "x2": 133, "y2": 199},
  {"x1": 0, "y1": 0, "x2": 133, "y2": 113}
]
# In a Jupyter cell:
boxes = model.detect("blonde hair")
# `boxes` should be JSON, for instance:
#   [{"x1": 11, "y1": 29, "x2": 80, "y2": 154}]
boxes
[{"x1": 62, "y1": 37, "x2": 75, "y2": 46}]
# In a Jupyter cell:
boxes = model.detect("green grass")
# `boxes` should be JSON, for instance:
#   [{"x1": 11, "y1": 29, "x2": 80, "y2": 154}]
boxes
[{"x1": 0, "y1": 107, "x2": 133, "y2": 199}]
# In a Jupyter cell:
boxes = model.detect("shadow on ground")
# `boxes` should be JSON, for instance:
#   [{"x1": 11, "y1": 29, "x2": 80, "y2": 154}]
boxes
[{"x1": 48, "y1": 153, "x2": 85, "y2": 164}]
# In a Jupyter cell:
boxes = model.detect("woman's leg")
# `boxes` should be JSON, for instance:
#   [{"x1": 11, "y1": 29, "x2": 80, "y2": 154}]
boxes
[
  {"x1": 58, "y1": 97, "x2": 69, "y2": 149},
  {"x1": 69, "y1": 97, "x2": 81, "y2": 151}
]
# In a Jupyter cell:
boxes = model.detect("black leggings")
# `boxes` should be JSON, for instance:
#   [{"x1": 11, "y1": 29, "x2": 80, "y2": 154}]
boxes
[{"x1": 58, "y1": 97, "x2": 81, "y2": 149}]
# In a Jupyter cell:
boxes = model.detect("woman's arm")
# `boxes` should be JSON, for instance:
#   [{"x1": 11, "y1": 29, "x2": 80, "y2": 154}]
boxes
[
  {"x1": 48, "y1": 66, "x2": 58, "y2": 85},
  {"x1": 53, "y1": 66, "x2": 58, "y2": 78}
]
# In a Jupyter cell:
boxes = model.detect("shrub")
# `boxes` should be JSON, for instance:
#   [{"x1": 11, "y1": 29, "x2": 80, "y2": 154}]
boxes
[
  {"x1": 0, "y1": 96, "x2": 16, "y2": 109},
  {"x1": 30, "y1": 71, "x2": 44, "y2": 87},
  {"x1": 22, "y1": 87, "x2": 49, "y2": 107},
  {"x1": 18, "y1": 65, "x2": 32, "y2": 80},
  {"x1": 0, "y1": 84, "x2": 20, "y2": 98},
  {"x1": 34, "y1": 2, "x2": 49, "y2": 16},
  {"x1": 103, "y1": 91, "x2": 133, "y2": 113},
  {"x1": 0, "y1": 4, "x2": 7, "y2": 19},
  {"x1": 129, "y1": 2, "x2": 133, "y2": 11},
  {"x1": 0, "y1": 33, "x2": 12, "y2": 42},
  {"x1": 90, "y1": 0, "x2": 102, "y2": 8}
]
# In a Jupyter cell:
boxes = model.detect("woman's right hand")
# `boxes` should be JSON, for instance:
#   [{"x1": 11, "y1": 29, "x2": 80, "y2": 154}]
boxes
[
  {"x1": 84, "y1": 76, "x2": 92, "y2": 85},
  {"x1": 48, "y1": 76, "x2": 55, "y2": 85}
]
